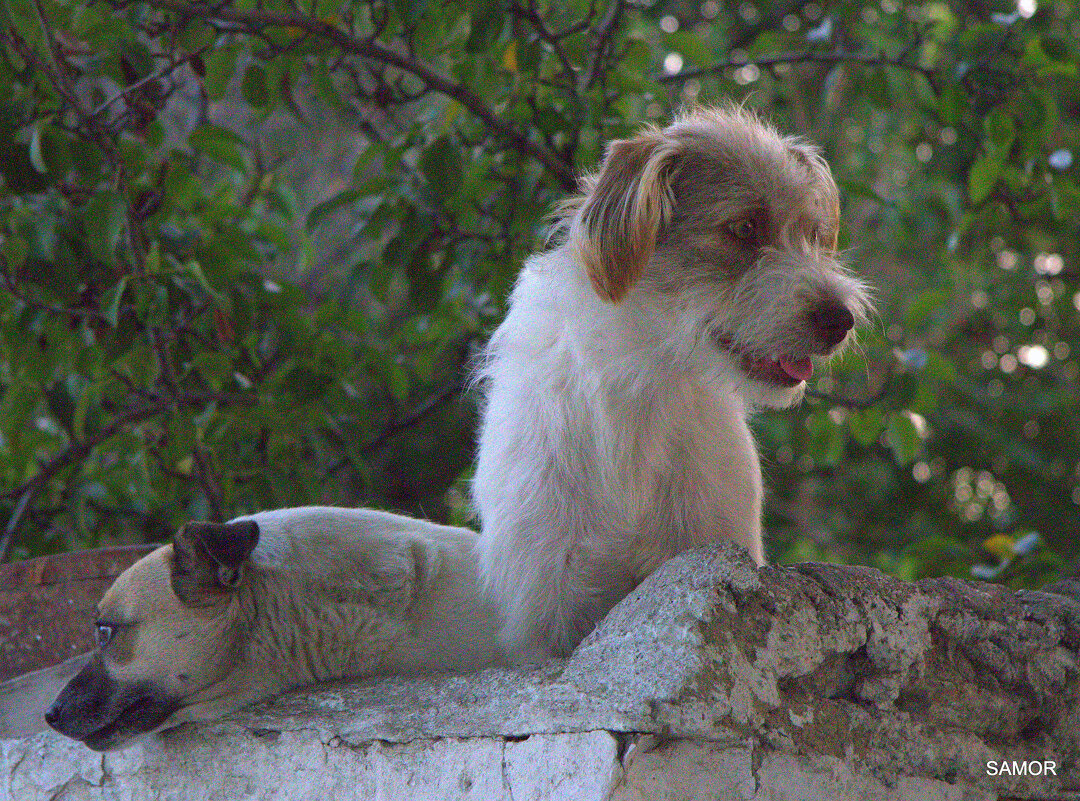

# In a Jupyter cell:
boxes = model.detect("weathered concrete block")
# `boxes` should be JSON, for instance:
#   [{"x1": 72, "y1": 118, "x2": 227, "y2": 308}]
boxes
[{"x1": 5, "y1": 544, "x2": 1078, "y2": 800}]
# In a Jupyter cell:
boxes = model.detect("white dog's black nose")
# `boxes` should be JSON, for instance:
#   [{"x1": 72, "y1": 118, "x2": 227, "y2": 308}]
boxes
[{"x1": 811, "y1": 304, "x2": 855, "y2": 349}]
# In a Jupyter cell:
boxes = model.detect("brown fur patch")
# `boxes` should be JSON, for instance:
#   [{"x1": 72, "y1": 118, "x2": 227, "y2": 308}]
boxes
[{"x1": 571, "y1": 129, "x2": 680, "y2": 301}]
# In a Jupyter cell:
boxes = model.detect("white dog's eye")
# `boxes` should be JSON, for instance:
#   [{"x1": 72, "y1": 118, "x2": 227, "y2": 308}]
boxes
[
  {"x1": 728, "y1": 218, "x2": 757, "y2": 241},
  {"x1": 95, "y1": 622, "x2": 115, "y2": 648}
]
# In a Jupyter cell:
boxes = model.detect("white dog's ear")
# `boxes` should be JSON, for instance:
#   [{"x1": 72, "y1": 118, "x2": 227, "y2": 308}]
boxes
[
  {"x1": 574, "y1": 128, "x2": 680, "y2": 302},
  {"x1": 171, "y1": 520, "x2": 260, "y2": 607}
]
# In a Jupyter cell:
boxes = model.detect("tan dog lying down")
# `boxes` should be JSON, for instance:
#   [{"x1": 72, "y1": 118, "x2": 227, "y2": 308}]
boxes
[{"x1": 45, "y1": 506, "x2": 506, "y2": 751}]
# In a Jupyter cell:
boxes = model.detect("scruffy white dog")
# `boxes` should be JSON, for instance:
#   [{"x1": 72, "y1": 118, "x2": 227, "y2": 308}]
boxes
[{"x1": 472, "y1": 106, "x2": 872, "y2": 661}]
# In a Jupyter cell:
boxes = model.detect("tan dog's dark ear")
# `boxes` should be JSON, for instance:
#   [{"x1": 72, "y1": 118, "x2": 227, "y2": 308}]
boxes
[
  {"x1": 170, "y1": 520, "x2": 260, "y2": 607},
  {"x1": 573, "y1": 128, "x2": 680, "y2": 302}
]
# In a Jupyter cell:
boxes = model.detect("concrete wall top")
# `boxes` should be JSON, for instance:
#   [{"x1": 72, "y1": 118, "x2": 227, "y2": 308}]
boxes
[{"x1": 5, "y1": 545, "x2": 1078, "y2": 801}]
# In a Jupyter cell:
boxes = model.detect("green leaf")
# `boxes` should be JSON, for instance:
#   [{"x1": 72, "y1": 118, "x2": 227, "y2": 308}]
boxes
[
  {"x1": 862, "y1": 70, "x2": 890, "y2": 109},
  {"x1": 29, "y1": 121, "x2": 48, "y2": 173},
  {"x1": 281, "y1": 367, "x2": 334, "y2": 404},
  {"x1": 420, "y1": 136, "x2": 463, "y2": 197},
  {"x1": 182, "y1": 261, "x2": 227, "y2": 306},
  {"x1": 310, "y1": 60, "x2": 350, "y2": 113},
  {"x1": 936, "y1": 85, "x2": 966, "y2": 126},
  {"x1": 388, "y1": 364, "x2": 409, "y2": 403},
  {"x1": 203, "y1": 44, "x2": 240, "y2": 99},
  {"x1": 848, "y1": 408, "x2": 885, "y2": 448},
  {"x1": 1050, "y1": 177, "x2": 1080, "y2": 219},
  {"x1": 1017, "y1": 88, "x2": 1047, "y2": 135},
  {"x1": 73, "y1": 380, "x2": 101, "y2": 440},
  {"x1": 1038, "y1": 34, "x2": 1072, "y2": 62},
  {"x1": 177, "y1": 18, "x2": 216, "y2": 52},
  {"x1": 666, "y1": 31, "x2": 711, "y2": 66},
  {"x1": 465, "y1": 5, "x2": 504, "y2": 53},
  {"x1": 911, "y1": 73, "x2": 938, "y2": 114},
  {"x1": 1022, "y1": 36, "x2": 1077, "y2": 74},
  {"x1": 805, "y1": 411, "x2": 846, "y2": 467},
  {"x1": 241, "y1": 63, "x2": 270, "y2": 109},
  {"x1": 46, "y1": 380, "x2": 76, "y2": 435},
  {"x1": 306, "y1": 188, "x2": 369, "y2": 231},
  {"x1": 983, "y1": 108, "x2": 1015, "y2": 152},
  {"x1": 188, "y1": 124, "x2": 248, "y2": 171},
  {"x1": 968, "y1": 154, "x2": 1005, "y2": 203},
  {"x1": 84, "y1": 192, "x2": 127, "y2": 267},
  {"x1": 907, "y1": 535, "x2": 975, "y2": 580},
  {"x1": 1, "y1": 236, "x2": 28, "y2": 271},
  {"x1": 192, "y1": 351, "x2": 233, "y2": 391},
  {"x1": 904, "y1": 288, "x2": 951, "y2": 329},
  {"x1": 395, "y1": 0, "x2": 429, "y2": 24},
  {"x1": 886, "y1": 412, "x2": 921, "y2": 465},
  {"x1": 99, "y1": 276, "x2": 129, "y2": 327}
]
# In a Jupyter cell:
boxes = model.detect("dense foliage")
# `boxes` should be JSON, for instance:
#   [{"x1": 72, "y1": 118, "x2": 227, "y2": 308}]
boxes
[{"x1": 0, "y1": 0, "x2": 1077, "y2": 588}]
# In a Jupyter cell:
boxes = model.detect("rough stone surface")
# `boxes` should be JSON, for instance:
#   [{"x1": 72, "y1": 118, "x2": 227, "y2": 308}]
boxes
[{"x1": 5, "y1": 544, "x2": 1079, "y2": 801}]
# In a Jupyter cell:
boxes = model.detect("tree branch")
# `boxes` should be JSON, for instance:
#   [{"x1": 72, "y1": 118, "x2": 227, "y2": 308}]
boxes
[
  {"x1": 144, "y1": 0, "x2": 579, "y2": 190},
  {"x1": 0, "y1": 390, "x2": 255, "y2": 561},
  {"x1": 581, "y1": 0, "x2": 624, "y2": 91},
  {"x1": 511, "y1": 1, "x2": 578, "y2": 89},
  {"x1": 659, "y1": 48, "x2": 937, "y2": 84},
  {"x1": 360, "y1": 376, "x2": 463, "y2": 455}
]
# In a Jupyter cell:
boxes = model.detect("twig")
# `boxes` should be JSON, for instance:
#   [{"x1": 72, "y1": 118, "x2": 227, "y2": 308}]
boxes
[
  {"x1": 86, "y1": 53, "x2": 195, "y2": 121},
  {"x1": 660, "y1": 48, "x2": 937, "y2": 84},
  {"x1": 147, "y1": 326, "x2": 226, "y2": 519},
  {"x1": 512, "y1": 1, "x2": 578, "y2": 88},
  {"x1": 729, "y1": 0, "x2": 812, "y2": 52},
  {"x1": 0, "y1": 391, "x2": 256, "y2": 504},
  {"x1": 190, "y1": 445, "x2": 225, "y2": 522},
  {"x1": 1, "y1": 403, "x2": 167, "y2": 504},
  {"x1": 0, "y1": 390, "x2": 255, "y2": 560},
  {"x1": 0, "y1": 490, "x2": 34, "y2": 563},
  {"x1": 357, "y1": 335, "x2": 478, "y2": 455},
  {"x1": 804, "y1": 383, "x2": 889, "y2": 410},
  {"x1": 581, "y1": 0, "x2": 624, "y2": 91},
  {"x1": 0, "y1": 259, "x2": 99, "y2": 320},
  {"x1": 359, "y1": 377, "x2": 464, "y2": 455},
  {"x1": 21, "y1": 0, "x2": 123, "y2": 167}
]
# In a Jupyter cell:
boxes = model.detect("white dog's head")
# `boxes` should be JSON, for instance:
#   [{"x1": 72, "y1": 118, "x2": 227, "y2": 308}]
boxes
[{"x1": 561, "y1": 105, "x2": 872, "y2": 407}]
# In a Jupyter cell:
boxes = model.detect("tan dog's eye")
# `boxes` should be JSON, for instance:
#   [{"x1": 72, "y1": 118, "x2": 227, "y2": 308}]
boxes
[
  {"x1": 728, "y1": 218, "x2": 757, "y2": 241},
  {"x1": 95, "y1": 622, "x2": 115, "y2": 649}
]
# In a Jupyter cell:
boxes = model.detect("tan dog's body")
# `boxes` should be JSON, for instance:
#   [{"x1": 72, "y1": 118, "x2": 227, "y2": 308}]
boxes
[{"x1": 46, "y1": 506, "x2": 505, "y2": 750}]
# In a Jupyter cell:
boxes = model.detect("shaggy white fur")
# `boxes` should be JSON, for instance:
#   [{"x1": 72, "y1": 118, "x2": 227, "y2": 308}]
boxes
[{"x1": 473, "y1": 106, "x2": 872, "y2": 661}]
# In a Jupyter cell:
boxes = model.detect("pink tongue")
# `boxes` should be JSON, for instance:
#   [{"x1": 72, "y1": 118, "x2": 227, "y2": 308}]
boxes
[{"x1": 779, "y1": 356, "x2": 813, "y2": 382}]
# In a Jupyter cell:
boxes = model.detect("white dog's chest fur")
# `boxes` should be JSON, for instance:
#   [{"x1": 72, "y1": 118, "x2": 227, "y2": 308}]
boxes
[{"x1": 474, "y1": 254, "x2": 763, "y2": 659}]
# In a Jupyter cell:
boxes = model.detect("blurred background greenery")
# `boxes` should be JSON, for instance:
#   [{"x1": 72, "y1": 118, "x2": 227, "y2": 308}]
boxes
[{"x1": 0, "y1": 0, "x2": 1076, "y2": 589}]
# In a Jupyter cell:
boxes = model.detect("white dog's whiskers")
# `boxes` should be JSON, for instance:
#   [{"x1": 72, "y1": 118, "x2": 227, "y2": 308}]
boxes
[{"x1": 472, "y1": 104, "x2": 873, "y2": 662}]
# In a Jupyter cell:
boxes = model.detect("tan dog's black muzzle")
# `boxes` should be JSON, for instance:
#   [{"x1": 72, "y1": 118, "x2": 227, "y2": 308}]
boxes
[{"x1": 45, "y1": 654, "x2": 181, "y2": 751}]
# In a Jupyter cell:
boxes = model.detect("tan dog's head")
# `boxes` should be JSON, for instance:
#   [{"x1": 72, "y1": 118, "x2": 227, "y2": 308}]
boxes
[
  {"x1": 563, "y1": 105, "x2": 872, "y2": 407},
  {"x1": 45, "y1": 520, "x2": 259, "y2": 751}
]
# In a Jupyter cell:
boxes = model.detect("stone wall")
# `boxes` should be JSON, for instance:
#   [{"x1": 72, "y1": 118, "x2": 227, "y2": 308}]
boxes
[{"x1": 4, "y1": 544, "x2": 1079, "y2": 801}]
